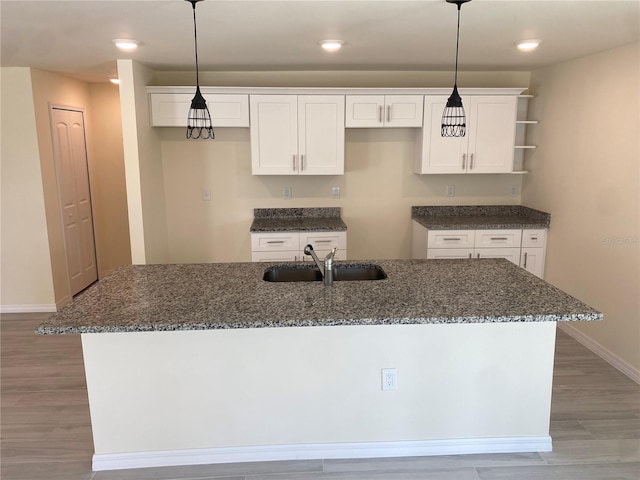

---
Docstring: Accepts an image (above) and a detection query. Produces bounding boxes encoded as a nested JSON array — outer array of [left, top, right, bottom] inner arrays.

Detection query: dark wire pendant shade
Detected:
[[441, 0, 471, 138], [185, 0, 214, 140], [441, 85, 466, 137]]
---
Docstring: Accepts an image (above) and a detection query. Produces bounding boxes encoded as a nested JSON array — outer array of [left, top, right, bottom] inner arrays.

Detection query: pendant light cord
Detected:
[[191, 1, 200, 88], [454, 3, 461, 86]]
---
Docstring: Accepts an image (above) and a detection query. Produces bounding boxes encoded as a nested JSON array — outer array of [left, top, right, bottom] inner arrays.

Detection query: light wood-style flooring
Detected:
[[2, 314, 639, 480]]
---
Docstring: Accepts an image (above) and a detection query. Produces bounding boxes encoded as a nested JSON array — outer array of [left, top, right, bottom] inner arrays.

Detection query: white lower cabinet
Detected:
[[251, 231, 347, 262], [412, 222, 547, 278]]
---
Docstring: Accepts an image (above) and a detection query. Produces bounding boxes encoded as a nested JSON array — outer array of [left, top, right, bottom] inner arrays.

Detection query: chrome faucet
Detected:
[[303, 244, 337, 287]]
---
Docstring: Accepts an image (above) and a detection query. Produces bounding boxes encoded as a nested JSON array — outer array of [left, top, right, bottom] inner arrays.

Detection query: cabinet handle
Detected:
[[523, 252, 528, 268], [530, 236, 538, 241], [476, 253, 480, 259], [266, 240, 286, 244], [293, 154, 296, 171], [301, 154, 305, 171], [315, 240, 332, 243], [468, 253, 472, 259], [378, 105, 383, 123], [462, 153, 466, 170], [490, 237, 509, 241], [470, 153, 474, 170], [386, 105, 391, 123], [443, 237, 462, 241]]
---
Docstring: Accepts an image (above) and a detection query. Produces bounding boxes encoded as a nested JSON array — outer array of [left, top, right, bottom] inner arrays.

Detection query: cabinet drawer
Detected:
[[427, 230, 475, 249], [301, 249, 347, 262], [522, 229, 547, 248], [427, 248, 474, 259], [299, 231, 347, 250], [251, 251, 300, 262], [251, 232, 299, 251], [475, 229, 522, 248]]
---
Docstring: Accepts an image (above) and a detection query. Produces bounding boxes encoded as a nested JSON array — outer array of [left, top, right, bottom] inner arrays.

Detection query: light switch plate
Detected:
[[283, 186, 292, 200], [331, 186, 341, 199], [202, 188, 211, 201]]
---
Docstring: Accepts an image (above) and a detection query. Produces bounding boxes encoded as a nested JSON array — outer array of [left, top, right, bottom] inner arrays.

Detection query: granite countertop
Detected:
[[412, 205, 551, 230], [250, 207, 347, 232], [37, 259, 601, 335]]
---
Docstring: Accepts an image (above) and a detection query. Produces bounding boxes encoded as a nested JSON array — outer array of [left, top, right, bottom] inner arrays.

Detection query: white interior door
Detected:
[[51, 107, 98, 295]]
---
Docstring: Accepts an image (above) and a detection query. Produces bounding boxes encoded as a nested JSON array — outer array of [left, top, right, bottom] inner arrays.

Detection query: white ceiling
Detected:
[[1, 0, 639, 83]]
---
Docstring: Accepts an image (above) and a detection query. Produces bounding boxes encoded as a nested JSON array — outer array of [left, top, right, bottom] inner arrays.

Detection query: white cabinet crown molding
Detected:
[[147, 86, 527, 96]]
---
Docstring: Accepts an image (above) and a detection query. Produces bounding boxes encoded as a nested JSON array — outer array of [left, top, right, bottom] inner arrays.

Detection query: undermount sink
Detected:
[[263, 263, 387, 282]]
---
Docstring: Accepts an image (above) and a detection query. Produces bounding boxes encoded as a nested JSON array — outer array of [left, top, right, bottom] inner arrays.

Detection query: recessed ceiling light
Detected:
[[517, 39, 541, 52], [109, 78, 120, 85], [112, 39, 139, 52], [319, 40, 344, 52]]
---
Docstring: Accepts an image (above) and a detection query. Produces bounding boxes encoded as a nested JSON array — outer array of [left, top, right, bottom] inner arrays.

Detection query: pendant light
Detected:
[[441, 0, 471, 138], [185, 0, 214, 140]]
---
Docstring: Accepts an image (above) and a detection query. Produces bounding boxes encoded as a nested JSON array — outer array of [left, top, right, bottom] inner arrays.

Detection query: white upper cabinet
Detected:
[[149, 93, 249, 127], [415, 94, 518, 174], [250, 95, 345, 175], [346, 95, 423, 128]]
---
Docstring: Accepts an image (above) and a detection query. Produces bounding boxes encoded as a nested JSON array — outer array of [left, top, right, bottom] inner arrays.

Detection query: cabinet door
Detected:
[[150, 93, 249, 127], [384, 95, 424, 127], [298, 96, 345, 175], [345, 95, 385, 127], [415, 95, 468, 174], [250, 95, 298, 175], [427, 248, 474, 259], [466, 95, 517, 173], [521, 247, 545, 278], [475, 247, 521, 265]]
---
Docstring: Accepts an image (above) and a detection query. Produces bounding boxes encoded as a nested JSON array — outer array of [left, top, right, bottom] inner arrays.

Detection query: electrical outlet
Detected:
[[381, 368, 398, 391], [282, 186, 292, 200], [510, 184, 518, 196], [446, 185, 455, 197], [331, 186, 341, 199], [202, 188, 211, 201]]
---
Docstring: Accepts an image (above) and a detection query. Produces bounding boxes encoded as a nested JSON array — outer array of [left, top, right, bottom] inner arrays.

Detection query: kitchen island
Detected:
[[38, 259, 601, 472]]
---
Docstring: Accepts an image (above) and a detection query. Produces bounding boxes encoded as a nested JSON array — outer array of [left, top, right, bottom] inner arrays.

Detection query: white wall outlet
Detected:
[[381, 368, 398, 391], [331, 186, 341, 199], [202, 188, 211, 201], [510, 184, 518, 196], [282, 186, 292, 200], [446, 185, 455, 197]]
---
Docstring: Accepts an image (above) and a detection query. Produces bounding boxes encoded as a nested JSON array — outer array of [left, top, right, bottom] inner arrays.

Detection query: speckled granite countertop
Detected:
[[250, 208, 347, 232], [412, 205, 551, 230], [37, 259, 601, 335]]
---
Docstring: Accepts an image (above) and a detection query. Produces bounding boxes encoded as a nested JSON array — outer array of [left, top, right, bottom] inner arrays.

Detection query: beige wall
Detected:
[[87, 83, 132, 275], [118, 59, 168, 264], [522, 43, 640, 373], [0, 68, 56, 311], [161, 127, 522, 263]]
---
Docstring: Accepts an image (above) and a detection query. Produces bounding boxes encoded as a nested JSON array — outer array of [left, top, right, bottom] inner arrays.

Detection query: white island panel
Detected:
[[83, 321, 556, 471]]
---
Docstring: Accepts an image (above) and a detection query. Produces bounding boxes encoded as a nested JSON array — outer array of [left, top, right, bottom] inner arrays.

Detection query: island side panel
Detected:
[[82, 322, 556, 466]]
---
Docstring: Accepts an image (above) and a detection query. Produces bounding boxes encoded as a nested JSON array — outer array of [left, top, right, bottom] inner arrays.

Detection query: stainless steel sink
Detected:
[[263, 263, 387, 282]]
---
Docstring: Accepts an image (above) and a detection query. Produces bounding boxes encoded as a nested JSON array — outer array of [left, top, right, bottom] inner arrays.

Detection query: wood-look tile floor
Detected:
[[1, 314, 639, 480]]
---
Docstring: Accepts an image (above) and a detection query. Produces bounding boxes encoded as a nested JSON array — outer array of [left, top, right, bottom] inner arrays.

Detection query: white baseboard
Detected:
[[558, 323, 640, 384], [92, 436, 552, 471], [0, 303, 57, 314]]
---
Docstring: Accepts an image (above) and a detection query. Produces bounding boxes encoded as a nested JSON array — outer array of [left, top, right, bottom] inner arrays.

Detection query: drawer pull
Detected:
[[443, 237, 462, 241], [490, 237, 509, 241], [530, 236, 538, 241], [315, 240, 332, 243], [266, 240, 286, 244]]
